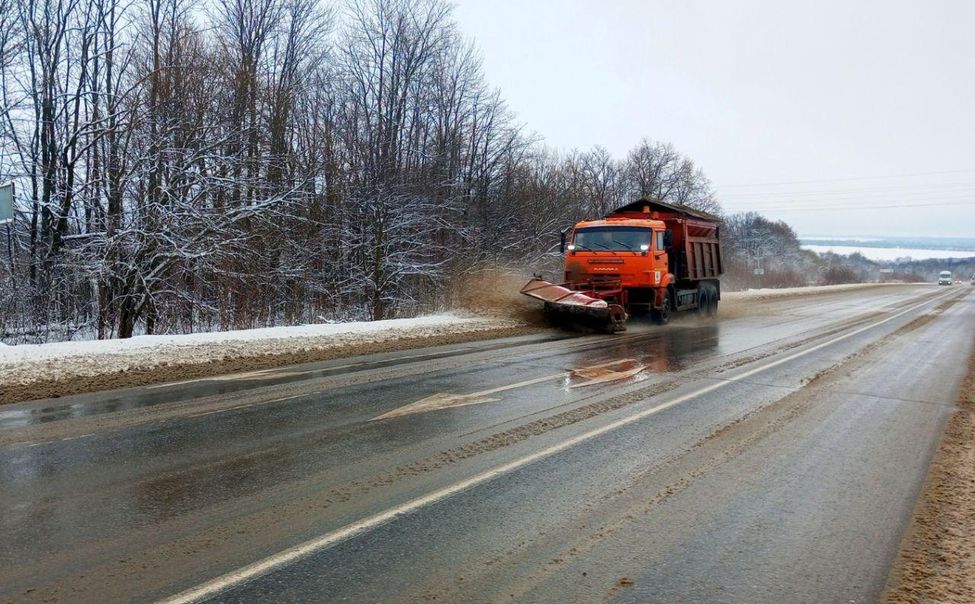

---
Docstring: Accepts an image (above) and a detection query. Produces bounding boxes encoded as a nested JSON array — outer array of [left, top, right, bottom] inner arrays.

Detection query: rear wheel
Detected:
[[706, 284, 719, 317], [698, 284, 718, 318], [696, 285, 710, 316]]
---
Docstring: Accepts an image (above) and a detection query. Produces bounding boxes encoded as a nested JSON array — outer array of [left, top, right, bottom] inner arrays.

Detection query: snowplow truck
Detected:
[[521, 198, 723, 333]]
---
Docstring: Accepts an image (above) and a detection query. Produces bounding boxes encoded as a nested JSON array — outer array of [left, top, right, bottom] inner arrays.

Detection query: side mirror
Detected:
[[663, 229, 673, 249], [560, 228, 569, 253]]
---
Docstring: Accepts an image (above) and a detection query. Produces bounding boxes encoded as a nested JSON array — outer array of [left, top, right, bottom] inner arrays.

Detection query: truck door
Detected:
[[654, 230, 669, 285]]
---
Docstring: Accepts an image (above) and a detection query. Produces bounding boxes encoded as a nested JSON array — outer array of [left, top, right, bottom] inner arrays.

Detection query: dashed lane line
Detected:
[[157, 288, 959, 604]]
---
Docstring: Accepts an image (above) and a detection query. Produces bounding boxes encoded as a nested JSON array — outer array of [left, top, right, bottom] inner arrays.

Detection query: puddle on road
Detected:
[[568, 361, 647, 388], [562, 322, 719, 390]]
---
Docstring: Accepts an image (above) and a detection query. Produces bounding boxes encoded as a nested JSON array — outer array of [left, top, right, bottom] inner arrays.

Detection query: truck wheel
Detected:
[[703, 285, 717, 317], [698, 284, 718, 318], [653, 291, 671, 325], [696, 285, 711, 316]]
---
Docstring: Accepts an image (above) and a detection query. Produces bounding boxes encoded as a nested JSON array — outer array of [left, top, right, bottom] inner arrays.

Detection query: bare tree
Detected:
[[578, 146, 626, 217], [0, 0, 734, 343]]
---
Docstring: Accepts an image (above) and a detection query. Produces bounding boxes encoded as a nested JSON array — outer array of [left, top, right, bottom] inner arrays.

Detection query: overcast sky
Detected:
[[451, 0, 975, 238]]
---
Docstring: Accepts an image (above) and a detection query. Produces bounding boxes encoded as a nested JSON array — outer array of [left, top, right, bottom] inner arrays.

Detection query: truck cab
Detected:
[[563, 217, 668, 316], [565, 218, 669, 290], [938, 270, 953, 285]]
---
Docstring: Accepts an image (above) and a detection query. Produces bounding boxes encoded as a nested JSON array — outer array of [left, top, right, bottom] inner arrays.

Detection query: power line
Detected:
[[724, 199, 975, 212], [722, 193, 975, 210], [718, 182, 975, 200], [717, 168, 975, 189], [722, 194, 975, 209], [725, 196, 975, 209]]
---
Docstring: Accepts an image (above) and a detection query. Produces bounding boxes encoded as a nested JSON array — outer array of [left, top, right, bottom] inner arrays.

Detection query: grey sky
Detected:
[[451, 0, 975, 238]]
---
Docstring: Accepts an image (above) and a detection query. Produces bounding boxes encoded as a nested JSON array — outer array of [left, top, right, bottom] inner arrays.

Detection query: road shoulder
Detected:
[[883, 342, 975, 604], [0, 283, 924, 405], [0, 320, 536, 404]]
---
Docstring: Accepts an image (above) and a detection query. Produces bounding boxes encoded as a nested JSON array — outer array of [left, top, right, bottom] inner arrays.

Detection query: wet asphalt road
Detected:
[[0, 284, 972, 603]]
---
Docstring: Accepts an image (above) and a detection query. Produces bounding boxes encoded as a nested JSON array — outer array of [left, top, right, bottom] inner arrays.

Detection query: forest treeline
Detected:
[[0, 0, 925, 343], [0, 0, 721, 341]]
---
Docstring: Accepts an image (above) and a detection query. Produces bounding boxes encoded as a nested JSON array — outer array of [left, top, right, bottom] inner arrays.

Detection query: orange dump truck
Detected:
[[521, 198, 723, 332]]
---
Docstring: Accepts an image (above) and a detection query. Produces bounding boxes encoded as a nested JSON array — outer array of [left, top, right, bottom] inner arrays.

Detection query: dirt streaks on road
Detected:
[[884, 347, 975, 604]]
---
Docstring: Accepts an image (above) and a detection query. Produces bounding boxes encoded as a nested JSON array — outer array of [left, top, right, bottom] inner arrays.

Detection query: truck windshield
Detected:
[[573, 227, 651, 251]]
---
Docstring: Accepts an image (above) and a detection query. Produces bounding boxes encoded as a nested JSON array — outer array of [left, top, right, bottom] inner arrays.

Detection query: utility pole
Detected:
[[744, 238, 766, 289]]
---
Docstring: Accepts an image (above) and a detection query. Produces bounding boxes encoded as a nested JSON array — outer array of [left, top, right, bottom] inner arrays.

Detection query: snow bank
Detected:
[[0, 313, 528, 399], [723, 282, 921, 301], [0, 313, 493, 365], [0, 283, 927, 403]]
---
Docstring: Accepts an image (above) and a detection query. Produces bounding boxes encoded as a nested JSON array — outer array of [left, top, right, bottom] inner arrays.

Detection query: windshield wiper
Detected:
[[612, 240, 640, 254], [589, 242, 618, 255]]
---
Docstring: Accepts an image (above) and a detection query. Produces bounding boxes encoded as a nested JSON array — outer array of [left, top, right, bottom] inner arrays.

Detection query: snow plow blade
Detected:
[[520, 279, 627, 333]]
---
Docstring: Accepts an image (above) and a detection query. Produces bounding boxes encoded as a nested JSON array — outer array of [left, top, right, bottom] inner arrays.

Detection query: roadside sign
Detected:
[[753, 268, 765, 275], [0, 182, 13, 222]]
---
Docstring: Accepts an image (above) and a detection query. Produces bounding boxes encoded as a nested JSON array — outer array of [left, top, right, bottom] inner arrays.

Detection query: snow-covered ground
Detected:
[[723, 282, 922, 301], [0, 314, 527, 399], [0, 283, 927, 403], [802, 244, 975, 261], [0, 314, 504, 364]]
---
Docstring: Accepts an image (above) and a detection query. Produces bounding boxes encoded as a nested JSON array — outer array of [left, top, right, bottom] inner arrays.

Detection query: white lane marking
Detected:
[[158, 290, 956, 604], [59, 433, 95, 442], [146, 336, 632, 392], [207, 369, 309, 382], [145, 347, 482, 389], [181, 395, 304, 420], [370, 359, 638, 421]]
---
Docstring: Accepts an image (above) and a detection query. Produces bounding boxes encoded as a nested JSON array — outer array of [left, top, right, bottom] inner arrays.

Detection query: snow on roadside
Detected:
[[723, 282, 925, 301], [0, 313, 525, 388], [0, 283, 929, 402]]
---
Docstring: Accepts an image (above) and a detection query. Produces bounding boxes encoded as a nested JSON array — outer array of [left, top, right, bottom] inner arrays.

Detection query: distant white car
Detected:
[[938, 270, 953, 285]]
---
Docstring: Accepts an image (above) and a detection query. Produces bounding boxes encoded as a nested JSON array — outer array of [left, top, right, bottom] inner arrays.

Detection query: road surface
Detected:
[[1, 284, 972, 603]]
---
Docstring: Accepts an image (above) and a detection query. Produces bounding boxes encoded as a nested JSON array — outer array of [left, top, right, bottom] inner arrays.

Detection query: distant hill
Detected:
[[800, 236, 975, 251]]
